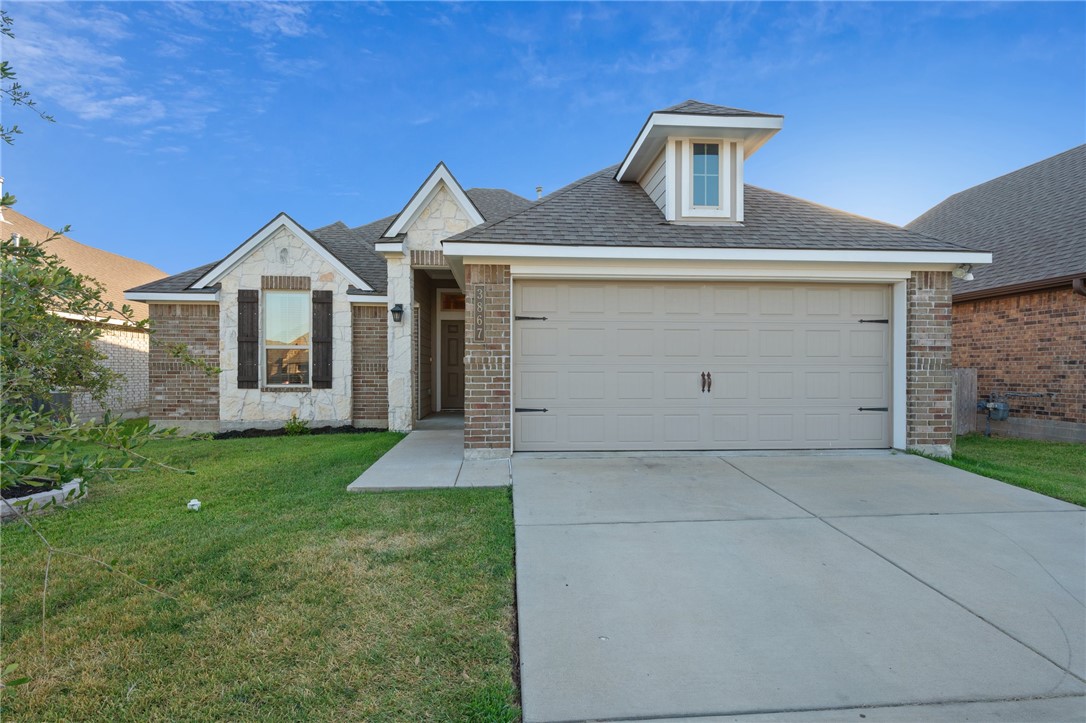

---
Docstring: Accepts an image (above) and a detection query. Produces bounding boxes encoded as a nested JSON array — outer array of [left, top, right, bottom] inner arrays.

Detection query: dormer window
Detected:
[[617, 100, 783, 225], [692, 142, 721, 208], [682, 139, 730, 218]]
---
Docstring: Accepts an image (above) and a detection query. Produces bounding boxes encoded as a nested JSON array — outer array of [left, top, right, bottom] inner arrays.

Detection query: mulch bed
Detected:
[[2, 480, 62, 500], [212, 425, 383, 440]]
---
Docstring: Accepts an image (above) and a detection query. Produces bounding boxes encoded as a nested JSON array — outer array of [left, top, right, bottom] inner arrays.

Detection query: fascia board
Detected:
[[192, 213, 374, 292], [617, 113, 784, 181], [124, 291, 220, 302], [444, 242, 993, 267], [374, 241, 404, 258]]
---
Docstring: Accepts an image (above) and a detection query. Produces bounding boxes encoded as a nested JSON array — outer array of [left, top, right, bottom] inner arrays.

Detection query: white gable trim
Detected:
[[191, 213, 373, 291], [125, 291, 220, 302], [382, 162, 484, 238]]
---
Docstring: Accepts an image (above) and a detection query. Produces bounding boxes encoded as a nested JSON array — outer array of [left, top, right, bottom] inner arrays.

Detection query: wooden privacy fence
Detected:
[[953, 368, 978, 436]]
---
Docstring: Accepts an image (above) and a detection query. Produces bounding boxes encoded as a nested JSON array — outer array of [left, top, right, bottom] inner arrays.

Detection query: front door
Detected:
[[440, 320, 465, 409]]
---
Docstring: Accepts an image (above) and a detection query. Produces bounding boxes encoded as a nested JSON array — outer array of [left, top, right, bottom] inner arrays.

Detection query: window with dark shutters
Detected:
[[237, 290, 260, 388], [311, 290, 333, 389]]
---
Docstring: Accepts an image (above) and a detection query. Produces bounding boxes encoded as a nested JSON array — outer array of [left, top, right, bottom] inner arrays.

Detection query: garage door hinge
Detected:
[[514, 315, 548, 321], [858, 319, 889, 324], [857, 407, 889, 412], [514, 407, 549, 413]]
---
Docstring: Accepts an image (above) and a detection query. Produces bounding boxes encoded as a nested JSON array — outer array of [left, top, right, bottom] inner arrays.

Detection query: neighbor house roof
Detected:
[[4, 208, 166, 321], [129, 188, 531, 297], [906, 145, 1086, 298], [446, 165, 974, 253]]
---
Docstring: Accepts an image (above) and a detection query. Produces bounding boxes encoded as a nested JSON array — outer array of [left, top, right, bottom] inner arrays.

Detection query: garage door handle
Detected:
[[858, 407, 888, 412], [515, 407, 549, 413], [706, 372, 712, 393], [701, 372, 706, 393]]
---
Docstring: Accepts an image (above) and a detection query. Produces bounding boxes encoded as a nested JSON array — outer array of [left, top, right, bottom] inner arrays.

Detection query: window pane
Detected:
[[265, 292, 309, 346], [692, 142, 721, 208], [266, 348, 309, 385]]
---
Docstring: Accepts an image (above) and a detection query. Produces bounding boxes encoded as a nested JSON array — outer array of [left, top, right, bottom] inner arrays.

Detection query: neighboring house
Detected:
[[3, 205, 168, 420], [126, 100, 989, 458], [907, 145, 1086, 443]]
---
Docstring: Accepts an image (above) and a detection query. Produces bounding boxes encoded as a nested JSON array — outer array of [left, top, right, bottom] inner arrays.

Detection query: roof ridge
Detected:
[[452, 165, 617, 242]]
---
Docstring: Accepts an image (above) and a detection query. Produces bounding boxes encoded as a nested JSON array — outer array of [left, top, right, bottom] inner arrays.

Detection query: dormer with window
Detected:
[[615, 100, 783, 224]]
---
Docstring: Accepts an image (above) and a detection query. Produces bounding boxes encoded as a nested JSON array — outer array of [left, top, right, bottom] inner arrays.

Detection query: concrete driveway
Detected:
[[513, 452, 1086, 722]]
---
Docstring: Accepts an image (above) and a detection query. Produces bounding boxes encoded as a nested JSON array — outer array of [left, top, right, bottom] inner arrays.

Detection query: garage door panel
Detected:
[[514, 281, 891, 451]]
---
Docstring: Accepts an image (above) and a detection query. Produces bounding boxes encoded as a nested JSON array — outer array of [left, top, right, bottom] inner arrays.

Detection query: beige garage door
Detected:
[[513, 280, 891, 451]]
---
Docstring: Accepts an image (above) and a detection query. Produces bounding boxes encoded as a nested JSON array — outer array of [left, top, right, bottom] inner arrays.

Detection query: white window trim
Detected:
[[262, 290, 312, 388], [681, 139, 731, 218]]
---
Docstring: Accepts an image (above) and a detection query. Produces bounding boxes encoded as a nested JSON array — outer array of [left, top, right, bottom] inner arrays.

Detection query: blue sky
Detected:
[[3, 1, 1083, 275]]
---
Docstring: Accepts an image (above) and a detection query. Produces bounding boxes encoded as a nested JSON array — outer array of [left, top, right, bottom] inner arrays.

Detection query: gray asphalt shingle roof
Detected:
[[906, 145, 1086, 296], [130, 188, 531, 296], [447, 165, 973, 252], [660, 99, 783, 118]]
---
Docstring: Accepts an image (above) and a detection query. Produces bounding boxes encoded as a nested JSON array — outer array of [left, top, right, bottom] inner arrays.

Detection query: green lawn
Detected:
[[0, 432, 520, 722], [940, 435, 1086, 506]]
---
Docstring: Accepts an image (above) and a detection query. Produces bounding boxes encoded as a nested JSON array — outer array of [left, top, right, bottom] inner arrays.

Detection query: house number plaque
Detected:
[[473, 286, 485, 342]]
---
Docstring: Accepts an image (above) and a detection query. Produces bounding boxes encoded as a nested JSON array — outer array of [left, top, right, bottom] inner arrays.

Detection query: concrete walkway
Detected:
[[346, 413, 509, 491], [513, 452, 1086, 722]]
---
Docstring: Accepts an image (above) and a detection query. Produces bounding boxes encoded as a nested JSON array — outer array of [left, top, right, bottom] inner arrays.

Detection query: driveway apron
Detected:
[[513, 453, 1086, 722]]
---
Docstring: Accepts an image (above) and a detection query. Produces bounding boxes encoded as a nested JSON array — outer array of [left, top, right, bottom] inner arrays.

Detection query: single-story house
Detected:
[[126, 100, 990, 458], [907, 145, 1085, 443], [3, 203, 167, 420]]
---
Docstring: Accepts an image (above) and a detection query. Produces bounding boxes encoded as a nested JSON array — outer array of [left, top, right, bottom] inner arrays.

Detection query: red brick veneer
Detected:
[[352, 305, 388, 425], [464, 264, 511, 454], [953, 287, 1085, 424], [148, 303, 220, 423]]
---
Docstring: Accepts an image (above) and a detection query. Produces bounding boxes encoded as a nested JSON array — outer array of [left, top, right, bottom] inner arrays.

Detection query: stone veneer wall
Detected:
[[386, 183, 478, 431], [414, 270, 435, 419], [352, 305, 388, 427], [953, 287, 1085, 441], [463, 264, 511, 458], [72, 325, 151, 421], [906, 271, 953, 456], [218, 225, 353, 429], [148, 303, 220, 431]]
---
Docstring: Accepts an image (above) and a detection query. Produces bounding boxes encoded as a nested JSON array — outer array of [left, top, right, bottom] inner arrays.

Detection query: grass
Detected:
[[0, 432, 520, 722], [938, 434, 1086, 506]]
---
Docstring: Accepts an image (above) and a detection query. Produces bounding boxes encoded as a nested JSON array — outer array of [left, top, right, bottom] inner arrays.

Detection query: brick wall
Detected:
[[464, 264, 511, 457], [352, 305, 388, 426], [72, 324, 151, 421], [906, 271, 953, 454], [148, 303, 220, 426], [953, 287, 1085, 425]]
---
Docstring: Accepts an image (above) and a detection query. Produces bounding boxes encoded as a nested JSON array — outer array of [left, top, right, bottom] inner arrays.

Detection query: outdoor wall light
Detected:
[[390, 304, 405, 323], [952, 264, 975, 281]]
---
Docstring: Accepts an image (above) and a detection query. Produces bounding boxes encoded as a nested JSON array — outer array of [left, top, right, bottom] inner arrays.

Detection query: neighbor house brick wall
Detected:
[[463, 264, 511, 457], [72, 325, 151, 421], [953, 287, 1085, 425], [906, 271, 953, 454], [148, 303, 220, 427], [352, 305, 388, 426]]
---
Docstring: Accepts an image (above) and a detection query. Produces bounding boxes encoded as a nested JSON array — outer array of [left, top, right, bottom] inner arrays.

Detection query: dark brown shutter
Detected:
[[312, 290, 333, 389], [238, 290, 259, 389]]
